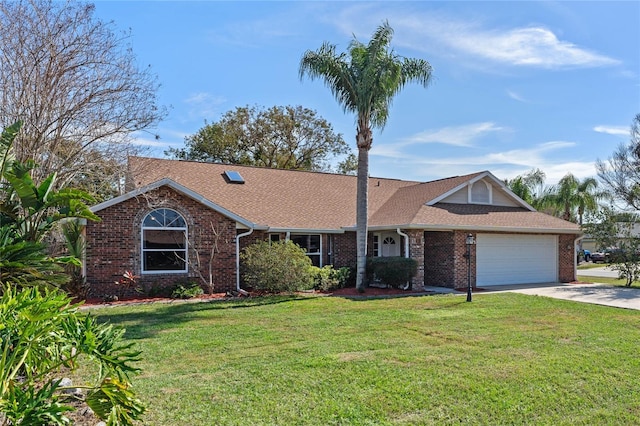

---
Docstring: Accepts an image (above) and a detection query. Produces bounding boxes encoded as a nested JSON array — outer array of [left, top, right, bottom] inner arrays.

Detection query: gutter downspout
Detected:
[[397, 228, 411, 290], [574, 235, 584, 282], [396, 228, 410, 258], [236, 228, 254, 295]]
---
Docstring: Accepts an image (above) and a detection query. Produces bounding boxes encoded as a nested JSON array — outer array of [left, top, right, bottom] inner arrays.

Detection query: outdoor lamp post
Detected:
[[465, 234, 475, 302]]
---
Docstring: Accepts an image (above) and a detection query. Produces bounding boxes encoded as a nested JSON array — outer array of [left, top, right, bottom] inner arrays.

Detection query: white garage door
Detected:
[[476, 234, 558, 286]]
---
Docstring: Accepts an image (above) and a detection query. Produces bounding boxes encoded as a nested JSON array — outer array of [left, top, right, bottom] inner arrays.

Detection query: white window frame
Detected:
[[141, 208, 188, 274], [468, 180, 492, 205], [290, 234, 322, 267]]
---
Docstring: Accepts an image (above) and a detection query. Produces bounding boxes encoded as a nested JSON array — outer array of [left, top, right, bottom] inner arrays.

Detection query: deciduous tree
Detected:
[[0, 0, 166, 191], [597, 114, 640, 210], [166, 105, 353, 173]]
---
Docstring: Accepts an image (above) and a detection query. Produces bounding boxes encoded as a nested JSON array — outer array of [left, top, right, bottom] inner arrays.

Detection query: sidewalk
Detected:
[[425, 282, 640, 310]]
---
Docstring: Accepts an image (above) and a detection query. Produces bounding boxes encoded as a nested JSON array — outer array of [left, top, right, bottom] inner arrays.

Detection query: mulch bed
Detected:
[[79, 286, 438, 307]]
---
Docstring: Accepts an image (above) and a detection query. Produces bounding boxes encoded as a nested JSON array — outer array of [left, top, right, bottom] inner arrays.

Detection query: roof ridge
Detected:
[[130, 155, 425, 183]]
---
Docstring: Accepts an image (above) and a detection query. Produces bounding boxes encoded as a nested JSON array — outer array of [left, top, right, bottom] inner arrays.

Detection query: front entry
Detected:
[[377, 232, 401, 257]]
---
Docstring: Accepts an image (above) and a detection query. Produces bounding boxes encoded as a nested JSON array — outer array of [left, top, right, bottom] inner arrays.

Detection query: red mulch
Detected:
[[80, 292, 231, 307], [79, 286, 436, 307]]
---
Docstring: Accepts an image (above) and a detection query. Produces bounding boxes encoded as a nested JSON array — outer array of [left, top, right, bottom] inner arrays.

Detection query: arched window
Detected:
[[141, 208, 187, 273], [470, 180, 491, 204]]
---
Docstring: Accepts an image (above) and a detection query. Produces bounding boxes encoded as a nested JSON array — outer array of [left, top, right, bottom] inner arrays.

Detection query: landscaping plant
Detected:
[[0, 122, 146, 424], [241, 240, 315, 292]]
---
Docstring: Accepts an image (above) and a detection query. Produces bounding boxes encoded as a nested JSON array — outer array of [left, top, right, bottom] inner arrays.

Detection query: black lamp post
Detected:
[[465, 234, 475, 302]]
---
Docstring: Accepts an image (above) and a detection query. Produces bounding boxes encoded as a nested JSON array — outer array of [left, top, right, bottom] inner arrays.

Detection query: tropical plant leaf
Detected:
[[86, 377, 145, 425]]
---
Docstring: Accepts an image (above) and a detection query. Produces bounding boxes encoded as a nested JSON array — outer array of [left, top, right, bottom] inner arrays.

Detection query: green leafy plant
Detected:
[[171, 282, 204, 299], [311, 265, 350, 291], [241, 240, 315, 292], [0, 286, 145, 425], [0, 121, 100, 292], [366, 257, 417, 290]]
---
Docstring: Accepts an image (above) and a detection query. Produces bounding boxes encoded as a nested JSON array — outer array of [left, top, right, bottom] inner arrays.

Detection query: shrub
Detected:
[[311, 265, 351, 291], [241, 240, 315, 292], [172, 282, 204, 299], [367, 257, 417, 290], [0, 286, 145, 425]]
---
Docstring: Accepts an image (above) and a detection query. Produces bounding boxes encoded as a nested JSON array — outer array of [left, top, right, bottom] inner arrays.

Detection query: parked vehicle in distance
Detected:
[[590, 248, 634, 264], [590, 251, 607, 263]]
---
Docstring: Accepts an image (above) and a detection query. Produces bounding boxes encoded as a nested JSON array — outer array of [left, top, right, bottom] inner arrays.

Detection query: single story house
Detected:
[[85, 157, 581, 297]]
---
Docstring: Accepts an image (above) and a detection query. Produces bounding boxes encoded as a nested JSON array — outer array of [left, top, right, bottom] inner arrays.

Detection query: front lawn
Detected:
[[577, 274, 640, 288], [86, 293, 640, 425]]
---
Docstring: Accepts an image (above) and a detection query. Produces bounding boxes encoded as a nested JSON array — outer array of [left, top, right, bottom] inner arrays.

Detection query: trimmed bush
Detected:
[[311, 266, 351, 291], [241, 240, 315, 293], [367, 257, 417, 289]]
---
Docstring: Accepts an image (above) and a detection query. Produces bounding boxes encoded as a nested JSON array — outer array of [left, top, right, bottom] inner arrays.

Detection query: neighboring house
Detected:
[[582, 222, 640, 253], [85, 157, 581, 297]]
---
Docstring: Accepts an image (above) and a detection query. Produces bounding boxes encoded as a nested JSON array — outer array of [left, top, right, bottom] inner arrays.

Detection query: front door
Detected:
[[380, 233, 400, 257]]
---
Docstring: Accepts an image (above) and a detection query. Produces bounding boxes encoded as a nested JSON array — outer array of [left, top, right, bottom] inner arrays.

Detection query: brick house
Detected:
[[85, 157, 581, 297]]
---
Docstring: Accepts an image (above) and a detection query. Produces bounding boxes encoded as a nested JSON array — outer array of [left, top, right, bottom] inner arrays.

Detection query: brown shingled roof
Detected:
[[125, 157, 580, 234]]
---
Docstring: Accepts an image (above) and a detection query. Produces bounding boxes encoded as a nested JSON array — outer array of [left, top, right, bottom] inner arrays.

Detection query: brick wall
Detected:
[[424, 231, 456, 287], [333, 232, 357, 269], [452, 231, 476, 290], [405, 229, 425, 290], [86, 186, 238, 298], [559, 234, 577, 282]]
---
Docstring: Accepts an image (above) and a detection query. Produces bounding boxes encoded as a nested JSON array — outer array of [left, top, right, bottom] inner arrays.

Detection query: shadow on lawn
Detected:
[[91, 295, 312, 340]]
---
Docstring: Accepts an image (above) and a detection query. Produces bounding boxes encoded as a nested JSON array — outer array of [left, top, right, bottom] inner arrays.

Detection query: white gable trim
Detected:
[[427, 171, 535, 211], [91, 178, 264, 230]]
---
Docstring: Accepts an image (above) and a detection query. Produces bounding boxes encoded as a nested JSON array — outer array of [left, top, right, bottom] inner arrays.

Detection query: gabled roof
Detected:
[[105, 156, 579, 234]]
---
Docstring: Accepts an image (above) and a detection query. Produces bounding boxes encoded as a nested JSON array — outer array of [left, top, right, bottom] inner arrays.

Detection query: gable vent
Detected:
[[224, 170, 245, 184]]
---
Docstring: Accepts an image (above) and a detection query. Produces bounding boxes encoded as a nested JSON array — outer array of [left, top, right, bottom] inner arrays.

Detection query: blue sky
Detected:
[[93, 1, 639, 184]]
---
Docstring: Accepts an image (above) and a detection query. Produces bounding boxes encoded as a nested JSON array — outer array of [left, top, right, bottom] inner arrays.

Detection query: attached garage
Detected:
[[476, 234, 558, 286]]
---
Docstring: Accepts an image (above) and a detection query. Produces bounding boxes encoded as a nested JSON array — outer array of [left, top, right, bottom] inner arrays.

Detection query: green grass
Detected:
[[86, 294, 640, 425], [577, 262, 610, 270], [577, 273, 640, 288]]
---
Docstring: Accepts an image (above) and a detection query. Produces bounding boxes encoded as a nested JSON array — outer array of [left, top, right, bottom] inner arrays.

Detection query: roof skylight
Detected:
[[224, 170, 245, 184]]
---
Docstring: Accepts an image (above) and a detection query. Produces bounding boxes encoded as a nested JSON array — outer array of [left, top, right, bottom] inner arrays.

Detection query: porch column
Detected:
[[406, 229, 425, 290]]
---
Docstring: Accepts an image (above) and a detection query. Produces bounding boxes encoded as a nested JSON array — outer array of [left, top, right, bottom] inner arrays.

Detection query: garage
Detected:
[[476, 234, 558, 286]]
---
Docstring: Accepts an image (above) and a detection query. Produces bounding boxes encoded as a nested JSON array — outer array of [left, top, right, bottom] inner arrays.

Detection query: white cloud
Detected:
[[184, 92, 227, 121], [370, 136, 592, 184], [448, 26, 619, 69], [330, 5, 620, 70], [507, 90, 528, 102], [593, 125, 629, 136], [401, 122, 504, 147]]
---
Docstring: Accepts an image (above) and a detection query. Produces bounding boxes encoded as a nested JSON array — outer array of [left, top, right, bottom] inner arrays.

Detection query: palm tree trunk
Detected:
[[355, 145, 369, 292]]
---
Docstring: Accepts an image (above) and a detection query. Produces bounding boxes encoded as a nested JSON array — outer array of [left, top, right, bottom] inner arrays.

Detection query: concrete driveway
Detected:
[[425, 271, 640, 309], [478, 282, 640, 310]]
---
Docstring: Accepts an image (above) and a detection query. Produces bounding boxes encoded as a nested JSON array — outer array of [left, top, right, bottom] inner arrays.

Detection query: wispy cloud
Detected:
[[593, 125, 629, 136], [330, 5, 620, 70], [371, 137, 589, 184], [184, 92, 227, 121], [401, 122, 504, 147], [446, 26, 619, 69], [507, 90, 528, 102]]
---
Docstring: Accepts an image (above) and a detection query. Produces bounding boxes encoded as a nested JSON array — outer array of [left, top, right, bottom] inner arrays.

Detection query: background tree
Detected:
[[597, 114, 640, 210], [166, 105, 354, 173], [583, 207, 640, 287], [0, 0, 166, 193], [505, 168, 546, 209], [300, 22, 433, 291], [541, 173, 605, 224]]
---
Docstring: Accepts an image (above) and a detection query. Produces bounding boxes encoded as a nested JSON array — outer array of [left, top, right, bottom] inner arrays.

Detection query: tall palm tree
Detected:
[[543, 173, 606, 224], [299, 22, 432, 292]]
